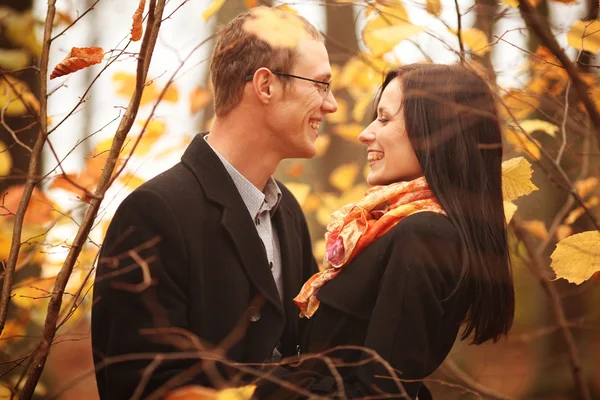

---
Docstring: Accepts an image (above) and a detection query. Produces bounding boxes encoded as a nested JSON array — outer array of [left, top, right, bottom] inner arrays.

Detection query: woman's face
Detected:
[[359, 77, 423, 186]]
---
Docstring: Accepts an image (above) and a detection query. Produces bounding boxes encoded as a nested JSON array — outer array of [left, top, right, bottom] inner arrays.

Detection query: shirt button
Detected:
[[269, 262, 273, 270], [247, 306, 261, 322], [256, 219, 260, 225]]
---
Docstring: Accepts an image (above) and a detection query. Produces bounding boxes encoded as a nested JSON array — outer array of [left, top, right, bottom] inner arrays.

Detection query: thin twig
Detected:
[[18, 1, 167, 397], [518, 0, 600, 149], [512, 217, 592, 400], [454, 0, 465, 58], [0, 0, 56, 338], [556, 79, 571, 165]]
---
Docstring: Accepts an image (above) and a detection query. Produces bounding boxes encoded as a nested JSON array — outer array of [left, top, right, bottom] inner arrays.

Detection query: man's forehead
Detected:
[[293, 39, 332, 78]]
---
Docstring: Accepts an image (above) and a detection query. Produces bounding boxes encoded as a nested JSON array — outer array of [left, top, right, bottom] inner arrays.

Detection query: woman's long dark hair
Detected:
[[375, 63, 514, 344]]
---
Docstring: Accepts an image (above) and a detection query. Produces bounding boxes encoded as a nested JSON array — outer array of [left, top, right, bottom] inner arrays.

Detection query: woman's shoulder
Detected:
[[387, 211, 459, 243]]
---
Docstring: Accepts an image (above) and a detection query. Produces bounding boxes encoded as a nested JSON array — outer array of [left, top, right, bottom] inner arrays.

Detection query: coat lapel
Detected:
[[181, 134, 284, 317], [273, 201, 302, 336]]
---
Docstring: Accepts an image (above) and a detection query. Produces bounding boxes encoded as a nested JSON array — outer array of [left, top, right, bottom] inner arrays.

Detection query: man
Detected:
[[92, 7, 338, 399]]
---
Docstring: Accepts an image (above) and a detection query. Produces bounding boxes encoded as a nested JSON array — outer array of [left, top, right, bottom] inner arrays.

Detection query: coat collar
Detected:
[[181, 134, 285, 317]]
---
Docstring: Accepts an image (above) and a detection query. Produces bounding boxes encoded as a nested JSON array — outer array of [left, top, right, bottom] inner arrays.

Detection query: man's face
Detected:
[[268, 39, 338, 159]]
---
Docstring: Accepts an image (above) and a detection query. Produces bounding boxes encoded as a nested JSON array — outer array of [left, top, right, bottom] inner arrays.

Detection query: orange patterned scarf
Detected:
[[293, 176, 446, 318]]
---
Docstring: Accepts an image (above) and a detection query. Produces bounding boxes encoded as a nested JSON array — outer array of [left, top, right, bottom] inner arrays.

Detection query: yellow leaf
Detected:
[[353, 94, 373, 122], [0, 319, 26, 345], [500, 87, 542, 121], [504, 200, 518, 223], [302, 194, 321, 213], [364, 21, 425, 56], [243, 7, 307, 49], [522, 219, 549, 240], [244, 0, 259, 7], [326, 98, 347, 124], [112, 71, 179, 107], [285, 182, 311, 206], [0, 75, 39, 116], [166, 384, 256, 400], [329, 163, 359, 191], [0, 141, 12, 176], [202, 0, 225, 21], [285, 162, 304, 178], [333, 124, 363, 143], [313, 239, 326, 262], [550, 230, 600, 285], [564, 196, 599, 225], [499, 0, 518, 7], [575, 177, 599, 199], [2, 9, 43, 57], [130, 119, 168, 156], [275, 4, 298, 14], [504, 128, 541, 160], [119, 173, 146, 190], [453, 28, 490, 55], [0, 49, 30, 70], [11, 277, 56, 309], [556, 224, 573, 241], [426, 0, 442, 16], [190, 86, 213, 114], [339, 56, 388, 90], [567, 19, 600, 53], [519, 119, 560, 137], [315, 134, 331, 157], [501, 157, 539, 201]]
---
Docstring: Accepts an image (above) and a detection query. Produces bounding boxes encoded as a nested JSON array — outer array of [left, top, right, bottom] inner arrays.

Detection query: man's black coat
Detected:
[[91, 135, 318, 399]]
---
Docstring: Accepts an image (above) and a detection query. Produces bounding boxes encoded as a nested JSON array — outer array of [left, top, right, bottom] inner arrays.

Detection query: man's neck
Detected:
[[207, 117, 280, 191]]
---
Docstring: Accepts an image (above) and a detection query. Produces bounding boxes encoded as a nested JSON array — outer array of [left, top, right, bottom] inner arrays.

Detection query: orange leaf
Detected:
[[555, 224, 573, 241], [130, 0, 146, 41], [1, 185, 55, 225], [285, 162, 304, 178], [50, 47, 104, 79], [190, 86, 213, 114], [54, 10, 74, 26], [244, 0, 259, 7]]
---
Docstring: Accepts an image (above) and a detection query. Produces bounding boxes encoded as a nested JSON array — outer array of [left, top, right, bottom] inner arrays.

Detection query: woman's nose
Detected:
[[358, 124, 375, 144]]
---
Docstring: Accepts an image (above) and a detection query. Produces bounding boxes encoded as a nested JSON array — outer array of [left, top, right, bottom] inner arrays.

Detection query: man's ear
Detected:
[[252, 67, 275, 104]]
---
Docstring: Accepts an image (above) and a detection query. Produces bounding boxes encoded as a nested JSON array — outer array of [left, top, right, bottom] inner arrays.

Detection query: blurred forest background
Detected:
[[1, 0, 600, 398]]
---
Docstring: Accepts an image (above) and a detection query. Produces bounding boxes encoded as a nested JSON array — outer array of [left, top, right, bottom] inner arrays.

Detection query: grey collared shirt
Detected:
[[203, 135, 284, 302]]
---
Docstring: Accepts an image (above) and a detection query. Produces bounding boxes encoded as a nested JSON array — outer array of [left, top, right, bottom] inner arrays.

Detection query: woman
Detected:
[[263, 63, 515, 399]]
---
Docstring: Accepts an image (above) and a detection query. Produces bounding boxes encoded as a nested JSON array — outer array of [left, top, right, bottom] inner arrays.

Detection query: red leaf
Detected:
[[50, 47, 104, 79], [130, 0, 146, 42]]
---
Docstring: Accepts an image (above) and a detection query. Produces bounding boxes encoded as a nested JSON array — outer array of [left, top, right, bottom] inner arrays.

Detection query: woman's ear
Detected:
[[251, 67, 274, 104]]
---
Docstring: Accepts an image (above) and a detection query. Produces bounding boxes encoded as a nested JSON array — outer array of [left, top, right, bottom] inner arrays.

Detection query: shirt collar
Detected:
[[204, 135, 281, 219]]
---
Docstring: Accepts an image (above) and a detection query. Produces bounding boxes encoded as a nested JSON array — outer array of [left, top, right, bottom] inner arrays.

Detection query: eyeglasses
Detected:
[[245, 71, 331, 96]]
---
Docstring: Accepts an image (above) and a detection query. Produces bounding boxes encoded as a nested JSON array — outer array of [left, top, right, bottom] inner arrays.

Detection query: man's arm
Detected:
[[92, 188, 206, 399]]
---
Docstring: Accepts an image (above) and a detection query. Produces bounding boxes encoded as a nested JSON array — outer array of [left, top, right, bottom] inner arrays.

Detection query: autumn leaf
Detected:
[[0, 141, 12, 176], [302, 194, 322, 213], [426, 0, 442, 16], [504, 128, 541, 160], [0, 49, 30, 70], [54, 10, 74, 26], [330, 163, 359, 191], [285, 162, 304, 178], [244, 0, 259, 7], [112, 71, 179, 107], [504, 200, 518, 223], [315, 134, 331, 157], [190, 86, 213, 114], [564, 196, 599, 225], [364, 20, 424, 56], [326, 98, 348, 124], [452, 28, 490, 55], [118, 173, 146, 191], [202, 0, 225, 21], [1, 9, 43, 57], [243, 7, 308, 49], [11, 277, 56, 309], [286, 182, 311, 206], [575, 177, 599, 199], [500, 87, 542, 121], [519, 119, 559, 137], [130, 0, 146, 41], [338, 56, 387, 90], [166, 384, 256, 400], [567, 19, 600, 53], [0, 319, 27, 344], [0, 74, 39, 116], [522, 219, 549, 240], [556, 224, 573, 241], [502, 157, 538, 201], [550, 231, 600, 285], [333, 124, 363, 143], [1, 185, 55, 225], [50, 47, 104, 79], [499, 0, 518, 7], [131, 118, 168, 156], [353, 94, 373, 122]]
